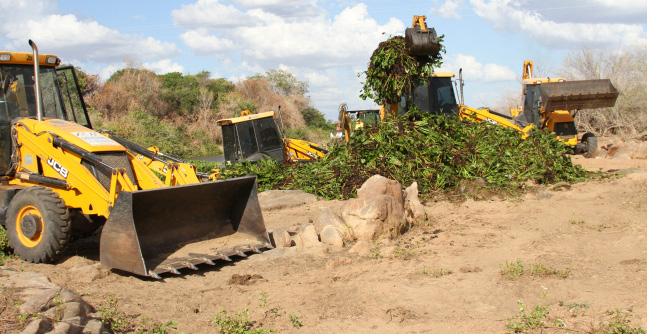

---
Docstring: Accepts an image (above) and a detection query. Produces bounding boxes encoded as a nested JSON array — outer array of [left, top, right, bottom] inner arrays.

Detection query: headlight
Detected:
[[0, 53, 10, 61], [45, 56, 59, 65]]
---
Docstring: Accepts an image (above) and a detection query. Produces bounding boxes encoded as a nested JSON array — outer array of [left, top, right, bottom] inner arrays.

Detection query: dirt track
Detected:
[[4, 155, 647, 333]]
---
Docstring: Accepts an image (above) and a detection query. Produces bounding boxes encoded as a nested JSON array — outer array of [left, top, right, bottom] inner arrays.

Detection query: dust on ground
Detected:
[[3, 155, 647, 333]]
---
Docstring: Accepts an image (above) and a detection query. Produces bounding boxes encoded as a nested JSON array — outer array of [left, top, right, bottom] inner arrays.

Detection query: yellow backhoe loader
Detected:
[[342, 16, 619, 158], [0, 41, 271, 279], [217, 110, 327, 165], [505, 60, 619, 157]]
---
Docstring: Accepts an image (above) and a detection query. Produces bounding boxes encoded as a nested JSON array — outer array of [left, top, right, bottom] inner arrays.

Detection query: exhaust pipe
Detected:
[[28, 40, 43, 121]]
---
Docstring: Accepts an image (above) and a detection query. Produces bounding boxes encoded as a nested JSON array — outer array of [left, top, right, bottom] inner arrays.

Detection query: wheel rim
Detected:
[[15, 205, 44, 247]]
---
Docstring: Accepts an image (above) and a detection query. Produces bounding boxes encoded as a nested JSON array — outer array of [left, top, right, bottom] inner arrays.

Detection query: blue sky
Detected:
[[1, 0, 646, 120]]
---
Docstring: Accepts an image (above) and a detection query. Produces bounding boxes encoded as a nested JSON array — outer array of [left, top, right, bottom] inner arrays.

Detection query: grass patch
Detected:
[[211, 308, 273, 334], [422, 267, 453, 278], [501, 259, 570, 280], [500, 259, 525, 280]]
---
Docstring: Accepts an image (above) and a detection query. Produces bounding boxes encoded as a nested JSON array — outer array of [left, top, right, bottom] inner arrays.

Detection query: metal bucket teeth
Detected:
[[146, 243, 271, 278]]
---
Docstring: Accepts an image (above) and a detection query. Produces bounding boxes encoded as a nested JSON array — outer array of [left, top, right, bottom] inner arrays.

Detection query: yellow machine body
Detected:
[[217, 111, 327, 165], [1, 45, 270, 279]]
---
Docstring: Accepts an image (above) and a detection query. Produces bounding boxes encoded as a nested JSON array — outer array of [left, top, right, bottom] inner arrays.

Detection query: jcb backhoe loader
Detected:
[[505, 60, 619, 157], [217, 110, 327, 166], [0, 41, 271, 279]]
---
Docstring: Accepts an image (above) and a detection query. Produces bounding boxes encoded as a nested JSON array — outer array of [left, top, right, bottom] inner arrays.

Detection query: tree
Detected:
[[252, 69, 308, 97], [301, 107, 334, 130]]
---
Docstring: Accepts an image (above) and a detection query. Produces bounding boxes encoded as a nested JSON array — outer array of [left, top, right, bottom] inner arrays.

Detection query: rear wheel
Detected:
[[582, 132, 598, 158], [5, 187, 71, 263]]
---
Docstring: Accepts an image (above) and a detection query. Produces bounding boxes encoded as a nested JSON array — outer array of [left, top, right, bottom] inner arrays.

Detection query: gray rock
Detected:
[[82, 319, 108, 334], [21, 318, 52, 334], [342, 194, 404, 241], [62, 302, 89, 324], [320, 225, 344, 247], [357, 175, 404, 206], [270, 230, 292, 248], [299, 224, 321, 247], [50, 321, 77, 334], [313, 210, 345, 235]]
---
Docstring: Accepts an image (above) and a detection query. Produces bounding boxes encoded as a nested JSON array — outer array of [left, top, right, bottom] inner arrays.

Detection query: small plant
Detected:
[[211, 308, 273, 334], [98, 295, 129, 331], [506, 300, 550, 332], [289, 313, 303, 328], [591, 309, 646, 334], [258, 292, 268, 308], [51, 292, 66, 322], [528, 263, 570, 279], [570, 219, 585, 225], [422, 267, 453, 278], [393, 247, 415, 260], [559, 300, 591, 315], [500, 259, 524, 280], [136, 319, 181, 334], [369, 247, 382, 260]]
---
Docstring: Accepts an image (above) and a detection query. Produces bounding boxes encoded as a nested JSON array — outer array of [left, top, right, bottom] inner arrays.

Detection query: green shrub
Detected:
[[208, 112, 586, 200]]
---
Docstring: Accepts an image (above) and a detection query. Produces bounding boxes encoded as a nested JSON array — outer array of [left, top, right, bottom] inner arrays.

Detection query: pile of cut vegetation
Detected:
[[196, 112, 585, 200]]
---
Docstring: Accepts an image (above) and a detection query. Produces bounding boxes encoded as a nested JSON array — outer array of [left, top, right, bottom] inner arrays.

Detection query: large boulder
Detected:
[[341, 175, 407, 241]]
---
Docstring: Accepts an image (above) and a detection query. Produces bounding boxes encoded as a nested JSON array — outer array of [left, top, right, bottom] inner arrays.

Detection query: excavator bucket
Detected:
[[99, 176, 271, 278], [404, 26, 440, 57], [540, 79, 619, 111]]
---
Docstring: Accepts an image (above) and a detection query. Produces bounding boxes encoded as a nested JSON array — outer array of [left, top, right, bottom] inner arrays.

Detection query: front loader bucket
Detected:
[[541, 79, 619, 111], [99, 176, 271, 278], [404, 26, 440, 57]]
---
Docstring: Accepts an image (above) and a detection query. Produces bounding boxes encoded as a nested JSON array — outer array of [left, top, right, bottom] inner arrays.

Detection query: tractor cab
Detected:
[[217, 111, 285, 165], [0, 51, 91, 174]]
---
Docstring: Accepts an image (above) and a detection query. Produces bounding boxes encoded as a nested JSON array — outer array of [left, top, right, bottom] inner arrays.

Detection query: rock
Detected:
[[258, 190, 317, 211], [348, 240, 372, 256], [82, 319, 108, 334], [21, 318, 52, 334], [50, 321, 80, 334], [270, 230, 292, 248], [298, 223, 321, 247], [62, 302, 89, 324], [313, 210, 346, 235], [342, 195, 404, 241], [357, 175, 404, 206], [404, 182, 427, 224], [320, 225, 344, 247]]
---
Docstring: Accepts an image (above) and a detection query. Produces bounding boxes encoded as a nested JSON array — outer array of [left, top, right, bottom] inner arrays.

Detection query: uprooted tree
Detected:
[[359, 35, 445, 105]]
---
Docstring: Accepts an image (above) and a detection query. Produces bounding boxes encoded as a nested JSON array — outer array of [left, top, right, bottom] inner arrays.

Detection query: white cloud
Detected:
[[470, 0, 647, 49], [171, 0, 253, 28], [431, 0, 463, 19], [0, 1, 180, 63], [180, 29, 235, 55], [143, 59, 185, 75], [232, 0, 325, 20], [440, 54, 516, 82]]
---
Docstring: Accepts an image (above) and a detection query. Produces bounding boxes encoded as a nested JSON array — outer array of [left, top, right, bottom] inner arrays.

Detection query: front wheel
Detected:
[[581, 132, 598, 159], [5, 187, 71, 263]]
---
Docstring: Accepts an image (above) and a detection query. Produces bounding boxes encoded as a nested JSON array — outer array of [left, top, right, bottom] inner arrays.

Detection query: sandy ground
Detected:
[[3, 155, 647, 333]]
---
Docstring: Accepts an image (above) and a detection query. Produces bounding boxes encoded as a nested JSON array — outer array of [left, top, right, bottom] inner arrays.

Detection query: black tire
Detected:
[[582, 133, 598, 158], [5, 187, 71, 263]]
